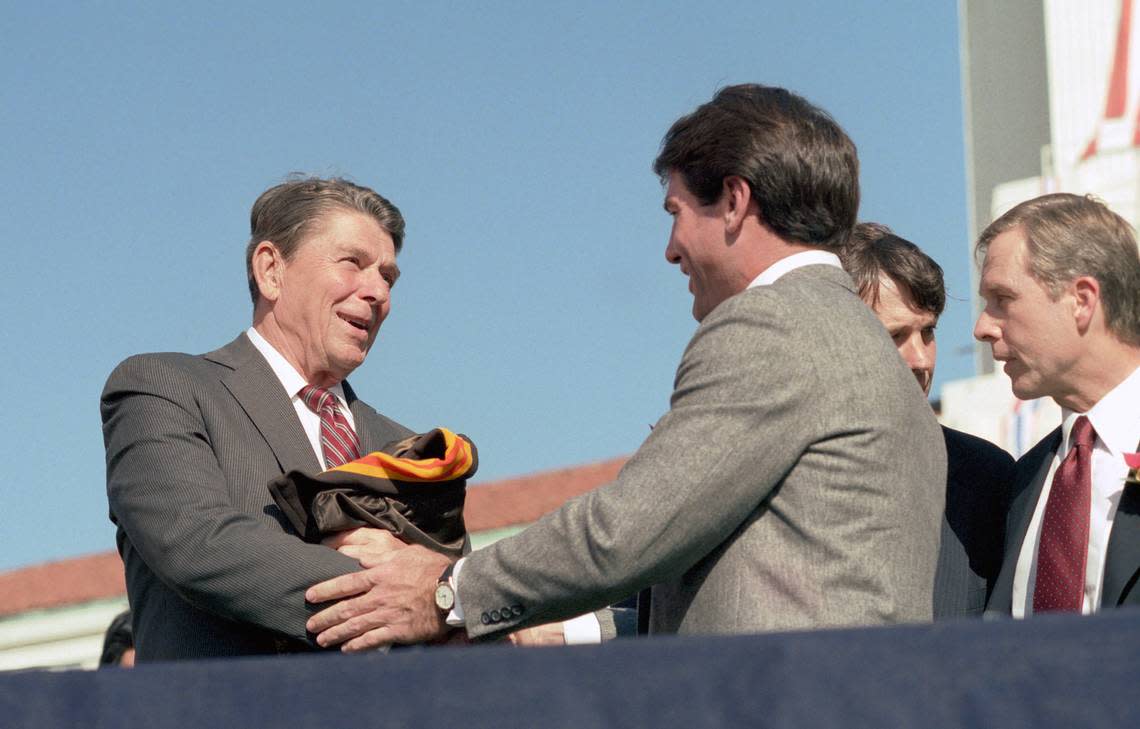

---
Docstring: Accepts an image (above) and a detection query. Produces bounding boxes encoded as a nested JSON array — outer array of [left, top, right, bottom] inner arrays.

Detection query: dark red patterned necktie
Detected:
[[300, 385, 361, 469], [1033, 415, 1096, 613]]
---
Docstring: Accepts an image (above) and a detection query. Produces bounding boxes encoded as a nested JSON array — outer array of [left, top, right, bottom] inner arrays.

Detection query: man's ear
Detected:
[[251, 241, 285, 303], [721, 176, 754, 235], [1071, 275, 1101, 333]]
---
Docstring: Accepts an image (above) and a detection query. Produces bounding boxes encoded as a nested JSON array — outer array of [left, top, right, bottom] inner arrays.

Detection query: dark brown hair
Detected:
[[653, 84, 859, 249], [841, 222, 945, 317]]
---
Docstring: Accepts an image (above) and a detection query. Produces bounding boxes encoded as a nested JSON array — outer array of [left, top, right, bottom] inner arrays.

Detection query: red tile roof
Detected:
[[0, 456, 627, 617], [465, 456, 626, 531], [0, 552, 127, 617]]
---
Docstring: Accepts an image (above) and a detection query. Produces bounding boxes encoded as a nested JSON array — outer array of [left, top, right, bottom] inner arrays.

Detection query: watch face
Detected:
[[435, 582, 455, 612]]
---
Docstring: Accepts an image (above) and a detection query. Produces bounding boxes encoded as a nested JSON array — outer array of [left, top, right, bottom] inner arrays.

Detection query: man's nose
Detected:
[[359, 269, 391, 303], [664, 234, 680, 265], [973, 311, 996, 342], [899, 335, 931, 371]]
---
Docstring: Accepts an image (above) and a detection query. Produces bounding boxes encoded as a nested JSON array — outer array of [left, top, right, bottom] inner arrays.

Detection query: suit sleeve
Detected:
[[456, 294, 813, 637], [102, 354, 362, 643]]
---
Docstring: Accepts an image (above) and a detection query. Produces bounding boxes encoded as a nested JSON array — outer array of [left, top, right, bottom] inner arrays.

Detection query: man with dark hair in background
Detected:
[[975, 193, 1140, 616], [303, 84, 946, 649], [102, 177, 415, 660], [840, 223, 1015, 618]]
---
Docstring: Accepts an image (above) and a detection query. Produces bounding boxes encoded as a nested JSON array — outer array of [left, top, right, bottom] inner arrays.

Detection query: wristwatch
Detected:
[[435, 563, 456, 612]]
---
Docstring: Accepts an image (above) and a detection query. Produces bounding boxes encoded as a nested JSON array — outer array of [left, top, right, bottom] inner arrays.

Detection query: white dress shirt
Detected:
[[245, 327, 356, 470], [746, 249, 842, 288], [1012, 365, 1140, 616]]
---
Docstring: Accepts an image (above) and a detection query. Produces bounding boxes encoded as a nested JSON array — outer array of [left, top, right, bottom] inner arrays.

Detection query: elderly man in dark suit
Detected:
[[102, 177, 414, 660], [839, 223, 1015, 618], [975, 193, 1140, 616], [303, 84, 946, 650]]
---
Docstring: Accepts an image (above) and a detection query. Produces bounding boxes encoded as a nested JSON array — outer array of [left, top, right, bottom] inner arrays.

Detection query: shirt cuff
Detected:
[[445, 556, 466, 627], [562, 612, 602, 644]]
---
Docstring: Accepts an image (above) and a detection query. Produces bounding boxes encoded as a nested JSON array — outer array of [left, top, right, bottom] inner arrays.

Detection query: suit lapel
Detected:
[[987, 428, 1061, 613], [1102, 476, 1140, 607], [343, 379, 381, 454], [206, 334, 321, 475]]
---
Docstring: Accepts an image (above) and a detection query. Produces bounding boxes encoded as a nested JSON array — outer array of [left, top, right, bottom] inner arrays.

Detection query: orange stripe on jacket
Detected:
[[329, 428, 475, 482]]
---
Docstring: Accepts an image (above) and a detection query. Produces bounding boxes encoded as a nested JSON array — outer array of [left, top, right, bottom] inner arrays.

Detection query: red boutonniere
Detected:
[[1126, 453, 1140, 487]]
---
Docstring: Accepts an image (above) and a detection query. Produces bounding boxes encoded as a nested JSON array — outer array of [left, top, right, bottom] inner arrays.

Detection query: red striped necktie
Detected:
[[300, 385, 361, 469], [1033, 415, 1096, 613]]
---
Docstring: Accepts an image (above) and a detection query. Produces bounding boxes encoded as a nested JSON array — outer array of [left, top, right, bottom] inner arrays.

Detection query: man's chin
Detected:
[[329, 351, 368, 382], [692, 296, 716, 322], [1009, 378, 1041, 402], [914, 372, 933, 396]]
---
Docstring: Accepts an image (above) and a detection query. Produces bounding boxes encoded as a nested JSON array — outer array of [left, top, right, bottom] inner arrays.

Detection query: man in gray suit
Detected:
[[304, 84, 947, 649], [102, 177, 413, 660], [839, 223, 1015, 618]]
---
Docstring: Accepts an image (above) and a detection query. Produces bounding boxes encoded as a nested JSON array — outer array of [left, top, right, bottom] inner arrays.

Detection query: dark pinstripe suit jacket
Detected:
[[102, 333, 412, 661], [933, 427, 1014, 618]]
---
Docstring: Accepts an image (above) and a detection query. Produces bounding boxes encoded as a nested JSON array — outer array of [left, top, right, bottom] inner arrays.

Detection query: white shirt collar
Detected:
[[747, 250, 842, 288], [244, 326, 349, 407], [1061, 365, 1140, 456]]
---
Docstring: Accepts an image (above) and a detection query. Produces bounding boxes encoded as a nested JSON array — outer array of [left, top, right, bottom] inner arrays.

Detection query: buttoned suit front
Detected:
[[986, 428, 1140, 613], [457, 265, 947, 638], [102, 333, 412, 660]]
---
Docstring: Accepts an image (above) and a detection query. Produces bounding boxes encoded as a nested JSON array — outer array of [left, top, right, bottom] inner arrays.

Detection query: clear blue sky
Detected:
[[0, 1, 971, 571]]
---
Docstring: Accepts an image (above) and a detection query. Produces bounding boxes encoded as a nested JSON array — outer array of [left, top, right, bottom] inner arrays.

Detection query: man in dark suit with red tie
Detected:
[[973, 193, 1140, 616], [102, 177, 414, 660]]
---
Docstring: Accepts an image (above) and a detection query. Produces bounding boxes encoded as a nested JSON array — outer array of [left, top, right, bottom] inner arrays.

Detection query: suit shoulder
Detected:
[[103, 350, 217, 400], [942, 427, 1015, 501], [107, 350, 208, 379], [763, 264, 859, 307], [942, 427, 1015, 468], [355, 398, 414, 438], [1014, 427, 1063, 471], [682, 288, 797, 372], [707, 269, 858, 331]]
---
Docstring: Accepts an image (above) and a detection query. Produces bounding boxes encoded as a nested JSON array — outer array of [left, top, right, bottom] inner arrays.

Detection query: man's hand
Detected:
[[305, 544, 453, 651], [508, 621, 566, 647], [321, 527, 405, 566]]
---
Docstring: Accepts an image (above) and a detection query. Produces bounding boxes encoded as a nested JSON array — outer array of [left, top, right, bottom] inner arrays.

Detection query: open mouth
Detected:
[[338, 314, 371, 332]]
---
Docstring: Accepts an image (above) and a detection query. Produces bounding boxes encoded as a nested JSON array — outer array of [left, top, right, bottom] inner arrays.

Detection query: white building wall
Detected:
[[1045, 0, 1117, 169], [941, 373, 1061, 457], [0, 597, 128, 672]]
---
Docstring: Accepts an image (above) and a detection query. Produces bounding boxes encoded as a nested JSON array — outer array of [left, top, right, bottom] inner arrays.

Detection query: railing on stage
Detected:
[[2, 608, 1136, 728]]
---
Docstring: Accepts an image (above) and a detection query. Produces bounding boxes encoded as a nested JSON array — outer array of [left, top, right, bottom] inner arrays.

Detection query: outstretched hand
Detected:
[[306, 544, 454, 651]]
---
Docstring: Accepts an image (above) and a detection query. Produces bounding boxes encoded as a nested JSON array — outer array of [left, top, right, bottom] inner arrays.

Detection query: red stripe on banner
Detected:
[[1106, 0, 1133, 119]]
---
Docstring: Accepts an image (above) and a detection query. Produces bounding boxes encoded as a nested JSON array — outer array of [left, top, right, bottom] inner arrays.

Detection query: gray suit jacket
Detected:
[[458, 265, 946, 638], [102, 333, 412, 660]]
